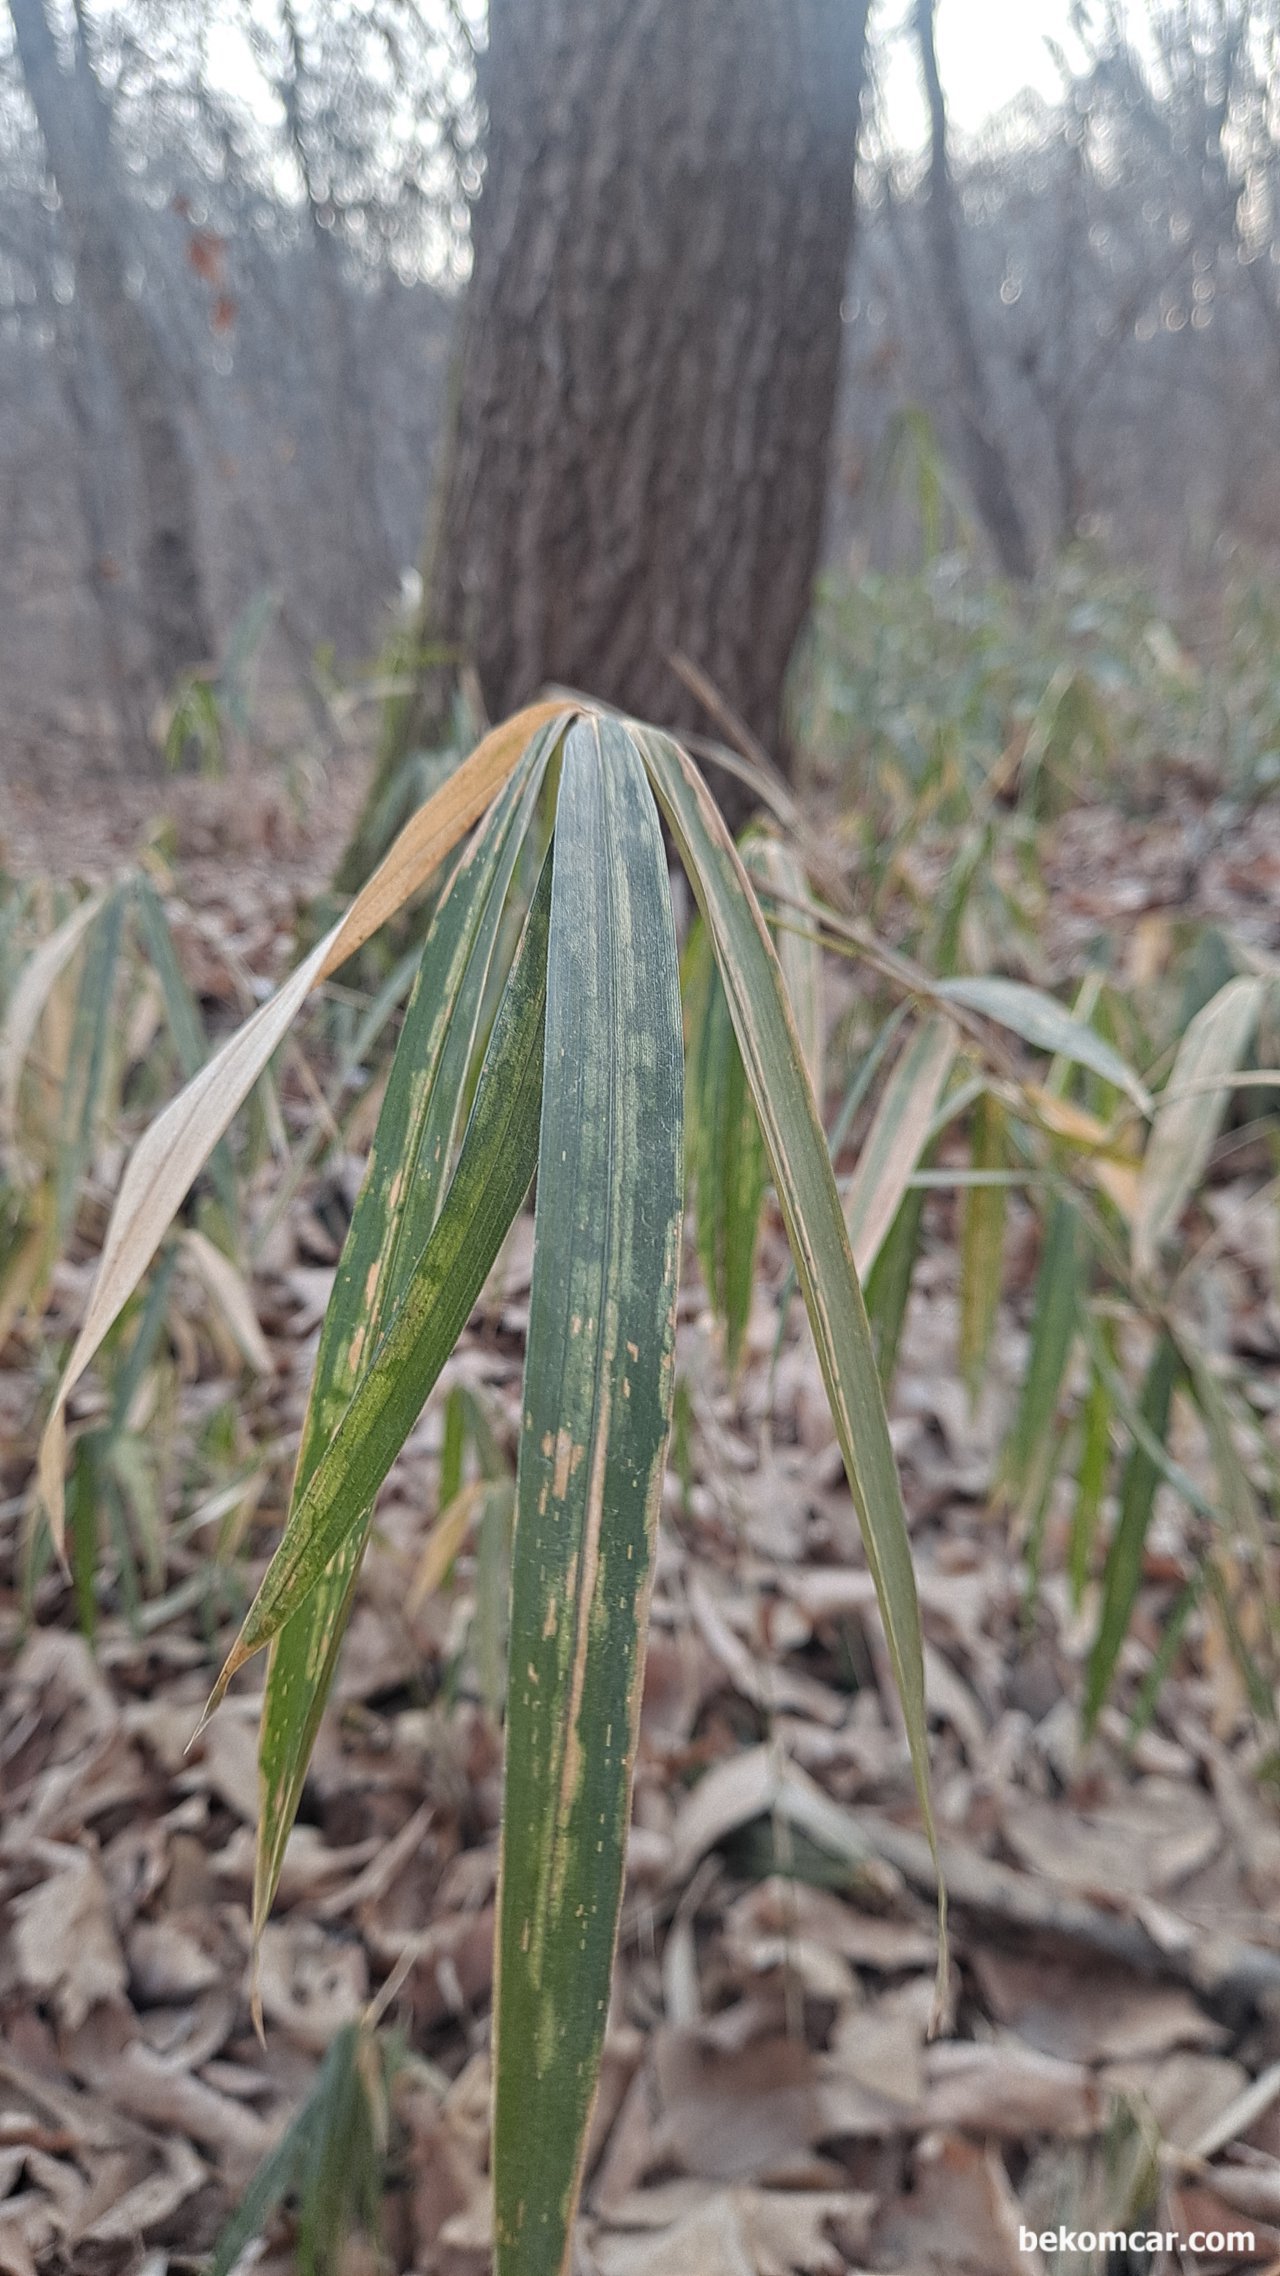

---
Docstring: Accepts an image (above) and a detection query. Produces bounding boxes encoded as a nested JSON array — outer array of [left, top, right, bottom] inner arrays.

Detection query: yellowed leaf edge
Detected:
[[37, 700, 571, 1551]]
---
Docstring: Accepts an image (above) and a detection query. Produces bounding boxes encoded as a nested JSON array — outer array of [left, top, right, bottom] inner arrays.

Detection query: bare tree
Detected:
[[912, 0, 1035, 579], [7, 0, 211, 701]]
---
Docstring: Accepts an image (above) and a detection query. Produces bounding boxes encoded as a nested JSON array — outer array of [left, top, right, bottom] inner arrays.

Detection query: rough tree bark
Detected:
[[8, 0, 212, 700], [914, 0, 1035, 582], [346, 0, 872, 873]]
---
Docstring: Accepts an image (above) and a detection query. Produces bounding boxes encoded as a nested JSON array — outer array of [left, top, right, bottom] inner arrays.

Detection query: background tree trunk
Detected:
[[276, 0, 398, 634], [8, 0, 212, 702], [913, 0, 1035, 582], [352, 0, 871, 867]]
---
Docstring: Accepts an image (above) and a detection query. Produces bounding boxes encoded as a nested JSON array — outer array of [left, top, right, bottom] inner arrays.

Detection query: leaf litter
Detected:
[[4, 777, 1280, 2273]]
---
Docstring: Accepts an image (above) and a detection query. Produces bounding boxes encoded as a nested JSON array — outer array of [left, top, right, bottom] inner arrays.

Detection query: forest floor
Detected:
[[4, 739, 1280, 2276]]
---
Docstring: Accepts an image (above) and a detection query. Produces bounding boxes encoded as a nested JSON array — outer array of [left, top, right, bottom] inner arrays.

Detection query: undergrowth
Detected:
[[2, 555, 1279, 2271]]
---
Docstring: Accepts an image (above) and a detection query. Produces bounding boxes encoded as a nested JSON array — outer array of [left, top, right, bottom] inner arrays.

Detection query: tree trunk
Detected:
[[8, 0, 212, 701], [914, 0, 1035, 582], [277, 0, 398, 645], [352, 0, 871, 868]]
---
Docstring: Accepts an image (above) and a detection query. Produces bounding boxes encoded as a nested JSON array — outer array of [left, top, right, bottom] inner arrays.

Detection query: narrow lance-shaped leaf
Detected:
[[132, 875, 238, 1221], [494, 717, 683, 2276], [960, 1089, 1007, 1405], [1134, 975, 1264, 1283], [254, 728, 558, 1931], [843, 1014, 954, 1280], [865, 1183, 927, 1397], [1085, 1334, 1181, 1732], [686, 830, 823, 1375], [746, 832, 824, 1100], [55, 885, 126, 1246], [936, 975, 1151, 1113], [1068, 1327, 1115, 1609], [198, 846, 555, 1722], [0, 885, 106, 1152], [635, 728, 939, 1901], [684, 915, 766, 1374], [1003, 1197, 1081, 1510], [37, 699, 568, 1546]]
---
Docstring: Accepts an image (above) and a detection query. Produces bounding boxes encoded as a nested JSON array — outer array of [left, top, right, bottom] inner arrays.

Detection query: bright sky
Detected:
[[880, 0, 1089, 140]]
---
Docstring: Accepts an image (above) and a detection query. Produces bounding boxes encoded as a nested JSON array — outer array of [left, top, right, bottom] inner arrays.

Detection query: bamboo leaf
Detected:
[[37, 700, 569, 1548], [635, 728, 938, 1898], [843, 1015, 954, 1279], [746, 834, 824, 1099], [209, 2024, 370, 2276], [1024, 1087, 1140, 1220], [199, 846, 555, 1723], [1081, 1313, 1218, 1526], [1068, 1331, 1115, 1607], [131, 874, 238, 1219], [494, 717, 683, 2276], [1134, 976, 1265, 1283], [1084, 1335, 1181, 1732], [0, 885, 106, 1151], [936, 976, 1151, 1112], [253, 728, 558, 1932], [865, 1185, 927, 1395], [1003, 1198, 1081, 1509], [181, 1230, 272, 1377], [54, 885, 126, 1244], [686, 832, 824, 1374], [960, 1090, 1008, 1403], [408, 1480, 487, 1611], [684, 917, 767, 1374]]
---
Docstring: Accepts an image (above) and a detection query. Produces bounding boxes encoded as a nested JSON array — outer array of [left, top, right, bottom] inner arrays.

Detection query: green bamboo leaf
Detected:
[[685, 830, 822, 1376], [829, 1006, 911, 1161], [1003, 1198, 1081, 1508], [1081, 1313, 1218, 1526], [1084, 1334, 1181, 1732], [635, 727, 938, 1888], [936, 976, 1151, 1112], [1134, 976, 1265, 1283], [844, 1015, 955, 1279], [959, 1089, 1008, 1404], [746, 833, 824, 1099], [252, 730, 557, 1930], [494, 717, 682, 2276], [209, 2024, 376, 2276], [864, 1183, 927, 1395], [1068, 1329, 1115, 1608], [1128, 1572, 1201, 1743], [201, 845, 554, 1727], [684, 915, 767, 1374]]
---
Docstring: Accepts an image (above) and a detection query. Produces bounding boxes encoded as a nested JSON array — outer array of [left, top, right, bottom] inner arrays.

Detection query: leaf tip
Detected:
[[928, 1886, 951, 2038], [250, 1975, 266, 2049], [37, 1405, 69, 1568], [188, 1638, 250, 1750]]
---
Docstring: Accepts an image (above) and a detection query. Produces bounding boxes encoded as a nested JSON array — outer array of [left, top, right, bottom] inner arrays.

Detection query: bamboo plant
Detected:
[[39, 702, 935, 2276]]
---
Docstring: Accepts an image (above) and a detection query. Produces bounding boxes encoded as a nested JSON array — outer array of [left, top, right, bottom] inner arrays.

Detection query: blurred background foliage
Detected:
[[2, 1, 1280, 766]]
